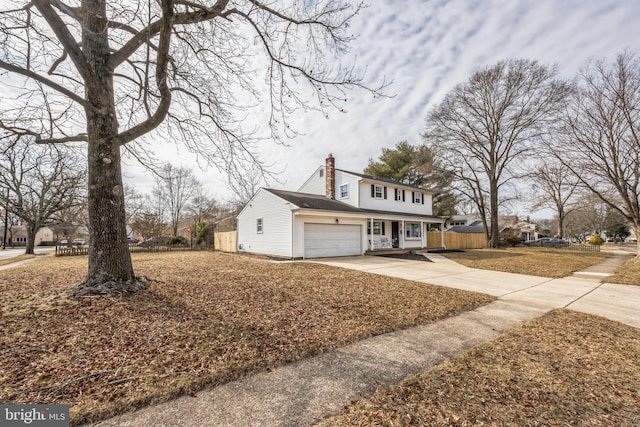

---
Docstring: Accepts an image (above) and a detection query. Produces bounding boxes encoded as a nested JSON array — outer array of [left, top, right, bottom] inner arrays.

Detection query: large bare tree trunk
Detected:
[[489, 180, 500, 248], [25, 223, 36, 255], [70, 0, 141, 296]]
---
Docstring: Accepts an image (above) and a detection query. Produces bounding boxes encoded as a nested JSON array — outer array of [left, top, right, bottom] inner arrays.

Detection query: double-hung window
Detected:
[[256, 218, 263, 233], [340, 184, 349, 198], [374, 185, 383, 198], [413, 191, 423, 204]]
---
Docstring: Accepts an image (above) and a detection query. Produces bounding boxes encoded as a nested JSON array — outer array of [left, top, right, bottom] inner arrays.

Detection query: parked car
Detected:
[[58, 239, 68, 245], [71, 238, 86, 246], [127, 237, 138, 244]]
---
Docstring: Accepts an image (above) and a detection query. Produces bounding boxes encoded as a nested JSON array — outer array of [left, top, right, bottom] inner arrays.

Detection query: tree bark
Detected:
[[489, 179, 500, 248], [25, 223, 36, 255], [70, 0, 143, 296]]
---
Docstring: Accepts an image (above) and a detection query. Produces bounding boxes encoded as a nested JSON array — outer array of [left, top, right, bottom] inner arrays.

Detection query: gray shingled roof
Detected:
[[447, 224, 485, 233], [265, 188, 443, 221], [265, 189, 362, 213]]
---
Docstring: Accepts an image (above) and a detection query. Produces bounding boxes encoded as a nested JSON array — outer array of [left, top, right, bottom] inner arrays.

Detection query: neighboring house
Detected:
[[446, 214, 483, 228], [237, 154, 446, 259], [0, 224, 55, 246], [498, 217, 538, 241]]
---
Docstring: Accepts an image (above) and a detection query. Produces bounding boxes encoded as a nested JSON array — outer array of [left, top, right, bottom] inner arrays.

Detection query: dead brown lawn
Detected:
[[608, 257, 640, 286], [442, 247, 608, 278], [0, 251, 493, 425], [0, 253, 38, 267], [320, 309, 640, 427]]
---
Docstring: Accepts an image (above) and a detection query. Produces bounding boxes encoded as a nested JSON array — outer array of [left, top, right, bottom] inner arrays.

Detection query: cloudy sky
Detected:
[[123, 0, 640, 213]]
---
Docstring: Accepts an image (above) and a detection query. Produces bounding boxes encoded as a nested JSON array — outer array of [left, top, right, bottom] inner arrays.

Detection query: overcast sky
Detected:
[[123, 0, 640, 215]]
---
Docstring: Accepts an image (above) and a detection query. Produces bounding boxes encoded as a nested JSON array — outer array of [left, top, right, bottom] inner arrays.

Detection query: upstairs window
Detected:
[[413, 191, 423, 204], [256, 218, 263, 234], [374, 185, 383, 198], [394, 188, 405, 202], [340, 184, 349, 198], [371, 184, 387, 199]]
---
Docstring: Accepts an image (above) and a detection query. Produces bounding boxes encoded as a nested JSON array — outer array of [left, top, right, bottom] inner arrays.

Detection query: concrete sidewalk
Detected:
[[90, 253, 639, 426]]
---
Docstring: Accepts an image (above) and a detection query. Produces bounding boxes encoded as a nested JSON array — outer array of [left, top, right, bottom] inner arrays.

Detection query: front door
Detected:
[[391, 222, 399, 248]]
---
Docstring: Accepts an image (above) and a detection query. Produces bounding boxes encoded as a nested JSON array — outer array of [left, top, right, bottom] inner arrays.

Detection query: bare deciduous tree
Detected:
[[0, 136, 85, 254], [130, 212, 167, 241], [423, 59, 572, 247], [0, 0, 382, 294], [154, 164, 199, 236], [555, 51, 640, 256], [529, 162, 580, 239]]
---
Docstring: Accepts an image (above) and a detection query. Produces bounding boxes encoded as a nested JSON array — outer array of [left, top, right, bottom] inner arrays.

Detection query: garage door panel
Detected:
[[304, 223, 361, 258]]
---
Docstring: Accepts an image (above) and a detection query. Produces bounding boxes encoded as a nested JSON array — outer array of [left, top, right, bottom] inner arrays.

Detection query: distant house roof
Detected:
[[265, 188, 443, 221], [447, 224, 485, 234]]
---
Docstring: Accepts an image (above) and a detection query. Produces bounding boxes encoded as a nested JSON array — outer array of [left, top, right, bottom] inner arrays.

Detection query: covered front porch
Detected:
[[365, 216, 446, 252]]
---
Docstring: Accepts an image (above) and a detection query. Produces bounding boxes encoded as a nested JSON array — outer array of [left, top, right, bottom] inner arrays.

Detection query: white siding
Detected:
[[297, 166, 326, 195], [358, 182, 433, 215], [237, 189, 293, 258], [334, 171, 360, 207]]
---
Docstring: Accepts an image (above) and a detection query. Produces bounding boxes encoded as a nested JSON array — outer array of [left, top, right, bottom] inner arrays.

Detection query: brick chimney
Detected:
[[325, 153, 335, 199]]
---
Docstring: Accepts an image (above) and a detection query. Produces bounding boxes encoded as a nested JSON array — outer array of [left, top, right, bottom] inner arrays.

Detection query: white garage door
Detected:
[[304, 223, 362, 258]]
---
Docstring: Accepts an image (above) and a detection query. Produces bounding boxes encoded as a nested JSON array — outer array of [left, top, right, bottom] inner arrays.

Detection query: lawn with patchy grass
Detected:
[[0, 252, 493, 425], [608, 257, 640, 286], [442, 247, 608, 278], [319, 309, 640, 426]]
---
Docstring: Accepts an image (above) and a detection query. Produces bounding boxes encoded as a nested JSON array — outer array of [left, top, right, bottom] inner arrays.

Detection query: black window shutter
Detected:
[[371, 184, 375, 197], [402, 190, 405, 202], [383, 187, 387, 199], [421, 193, 424, 204], [382, 222, 386, 235], [394, 188, 398, 200], [412, 191, 415, 202]]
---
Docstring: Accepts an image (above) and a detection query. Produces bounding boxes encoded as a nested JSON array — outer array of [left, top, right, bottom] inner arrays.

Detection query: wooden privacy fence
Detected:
[[214, 231, 237, 253], [426, 231, 486, 249]]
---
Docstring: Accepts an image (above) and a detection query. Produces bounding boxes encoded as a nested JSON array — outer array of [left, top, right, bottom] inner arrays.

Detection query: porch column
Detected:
[[441, 220, 446, 249], [421, 221, 425, 248], [401, 220, 405, 249], [369, 218, 374, 251]]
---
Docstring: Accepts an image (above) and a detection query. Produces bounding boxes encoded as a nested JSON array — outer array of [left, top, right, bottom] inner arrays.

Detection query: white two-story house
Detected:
[[237, 154, 446, 259]]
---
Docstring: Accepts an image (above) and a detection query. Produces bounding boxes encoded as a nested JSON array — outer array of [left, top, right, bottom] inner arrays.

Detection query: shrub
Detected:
[[588, 235, 604, 246], [505, 236, 523, 247], [166, 235, 187, 246]]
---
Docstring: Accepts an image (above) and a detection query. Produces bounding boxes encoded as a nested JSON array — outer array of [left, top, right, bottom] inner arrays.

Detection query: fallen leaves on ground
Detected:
[[0, 252, 493, 425], [443, 248, 608, 278], [608, 257, 640, 286], [319, 309, 640, 426]]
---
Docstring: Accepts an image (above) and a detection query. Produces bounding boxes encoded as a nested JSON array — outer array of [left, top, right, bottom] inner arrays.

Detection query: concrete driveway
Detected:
[[314, 254, 640, 329]]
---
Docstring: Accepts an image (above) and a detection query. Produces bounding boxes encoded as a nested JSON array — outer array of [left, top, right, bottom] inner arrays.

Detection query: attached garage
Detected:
[[303, 223, 362, 258]]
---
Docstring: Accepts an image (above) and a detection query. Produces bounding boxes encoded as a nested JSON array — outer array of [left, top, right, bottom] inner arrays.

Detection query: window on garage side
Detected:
[[405, 222, 421, 239], [256, 218, 263, 233]]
